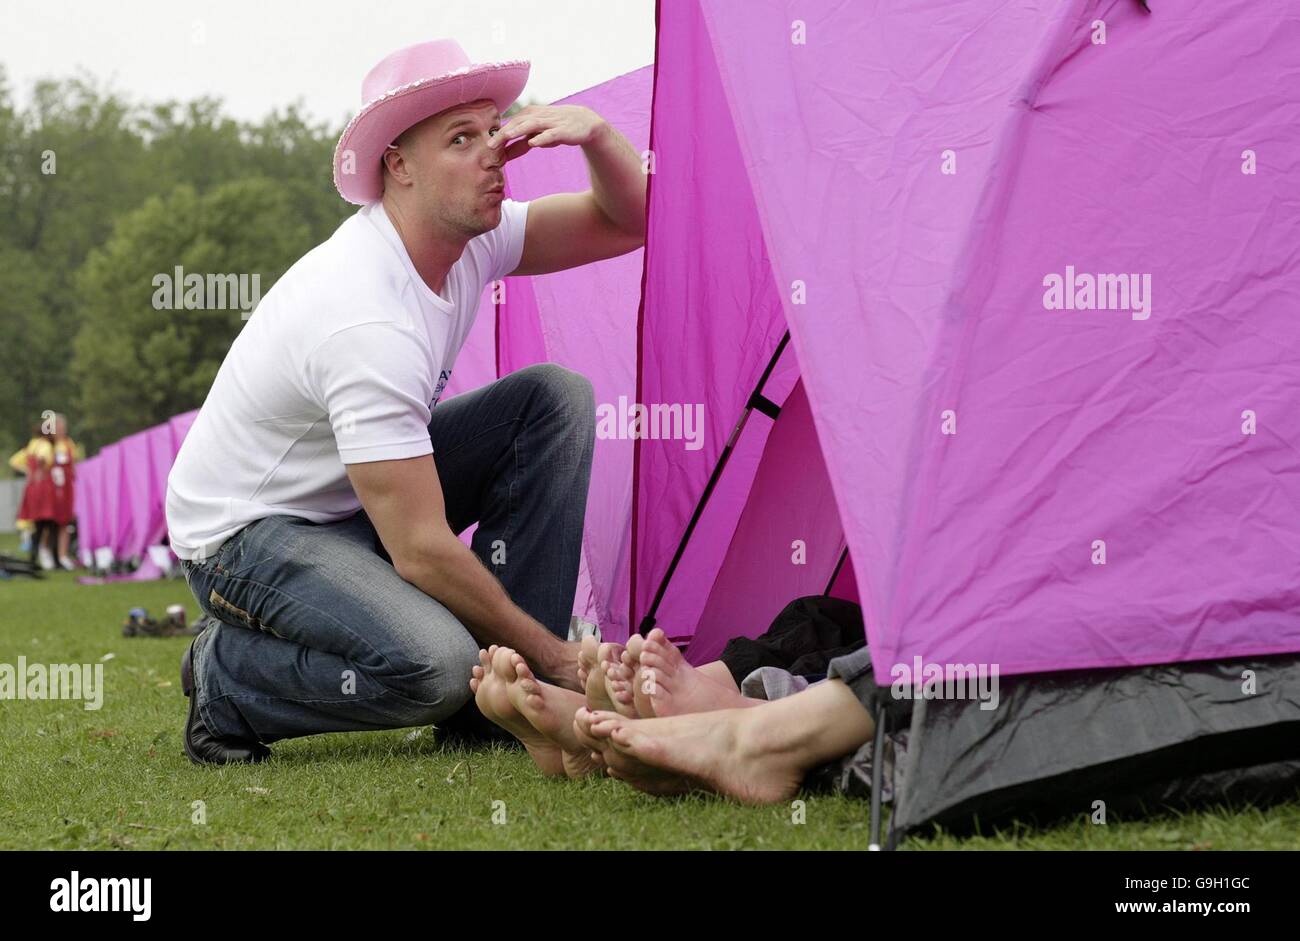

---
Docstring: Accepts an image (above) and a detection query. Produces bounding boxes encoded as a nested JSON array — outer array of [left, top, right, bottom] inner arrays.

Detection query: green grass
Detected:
[[2, 532, 1297, 850]]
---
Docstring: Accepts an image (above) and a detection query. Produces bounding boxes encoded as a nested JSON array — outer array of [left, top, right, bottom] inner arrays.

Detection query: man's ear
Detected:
[[382, 146, 408, 188]]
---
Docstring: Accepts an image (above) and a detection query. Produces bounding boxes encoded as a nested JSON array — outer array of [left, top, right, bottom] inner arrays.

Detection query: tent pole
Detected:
[[637, 330, 791, 636], [823, 545, 849, 595], [868, 693, 889, 851]]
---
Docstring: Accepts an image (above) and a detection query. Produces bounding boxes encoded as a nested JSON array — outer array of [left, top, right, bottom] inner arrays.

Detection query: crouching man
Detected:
[[164, 39, 646, 764]]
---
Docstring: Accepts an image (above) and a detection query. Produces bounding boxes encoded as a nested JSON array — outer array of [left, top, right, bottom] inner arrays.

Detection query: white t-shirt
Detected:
[[165, 198, 530, 562]]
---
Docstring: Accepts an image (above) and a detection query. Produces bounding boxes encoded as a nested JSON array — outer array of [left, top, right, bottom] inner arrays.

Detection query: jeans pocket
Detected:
[[206, 583, 285, 640]]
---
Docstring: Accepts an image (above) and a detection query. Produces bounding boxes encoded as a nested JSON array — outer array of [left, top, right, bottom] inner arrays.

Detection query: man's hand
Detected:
[[498, 105, 647, 278], [488, 104, 606, 163], [345, 454, 582, 691]]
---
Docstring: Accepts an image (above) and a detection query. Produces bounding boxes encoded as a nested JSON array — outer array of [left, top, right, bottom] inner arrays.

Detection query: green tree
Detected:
[[0, 68, 156, 465], [70, 178, 318, 448], [0, 65, 351, 465]]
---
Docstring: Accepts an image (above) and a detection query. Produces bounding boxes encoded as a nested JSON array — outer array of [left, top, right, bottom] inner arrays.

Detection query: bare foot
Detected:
[[471, 646, 564, 776], [606, 708, 805, 805], [580, 638, 625, 714], [499, 649, 602, 779], [574, 708, 691, 796], [572, 705, 605, 758], [639, 628, 757, 717], [622, 634, 658, 719], [604, 660, 639, 718]]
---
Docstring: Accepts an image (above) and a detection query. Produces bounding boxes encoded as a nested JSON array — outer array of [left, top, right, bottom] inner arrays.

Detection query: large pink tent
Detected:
[[73, 410, 197, 572], [629, 0, 1300, 676], [623, 0, 1300, 842]]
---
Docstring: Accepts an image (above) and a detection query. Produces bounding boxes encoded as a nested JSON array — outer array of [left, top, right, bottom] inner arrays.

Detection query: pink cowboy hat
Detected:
[[333, 39, 530, 205]]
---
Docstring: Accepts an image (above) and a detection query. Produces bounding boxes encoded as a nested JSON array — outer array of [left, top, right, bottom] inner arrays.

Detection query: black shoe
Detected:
[[181, 634, 270, 765]]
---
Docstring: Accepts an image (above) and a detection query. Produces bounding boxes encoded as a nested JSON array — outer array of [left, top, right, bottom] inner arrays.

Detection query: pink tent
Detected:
[[72, 410, 197, 576], [613, 0, 1300, 676], [619, 0, 1300, 842], [72, 453, 103, 565]]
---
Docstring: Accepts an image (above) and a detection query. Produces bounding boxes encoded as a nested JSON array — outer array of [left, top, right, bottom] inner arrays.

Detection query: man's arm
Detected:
[[491, 106, 648, 277], [345, 453, 581, 691]]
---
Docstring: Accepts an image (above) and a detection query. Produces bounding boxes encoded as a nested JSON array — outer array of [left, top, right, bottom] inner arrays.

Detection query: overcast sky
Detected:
[[2, 0, 656, 126]]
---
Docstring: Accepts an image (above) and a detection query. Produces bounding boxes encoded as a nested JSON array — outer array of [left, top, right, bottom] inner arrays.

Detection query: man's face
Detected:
[[385, 99, 507, 238]]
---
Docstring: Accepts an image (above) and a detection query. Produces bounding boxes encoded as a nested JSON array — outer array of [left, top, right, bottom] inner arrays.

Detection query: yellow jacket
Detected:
[[9, 437, 50, 475], [8, 437, 81, 475]]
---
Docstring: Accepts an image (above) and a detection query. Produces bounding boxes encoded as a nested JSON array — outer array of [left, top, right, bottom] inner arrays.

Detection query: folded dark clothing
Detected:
[[719, 595, 866, 688]]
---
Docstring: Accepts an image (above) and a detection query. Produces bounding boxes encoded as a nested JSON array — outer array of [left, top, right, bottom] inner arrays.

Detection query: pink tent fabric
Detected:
[[639, 0, 1300, 675], [73, 410, 197, 572], [117, 429, 152, 559], [72, 453, 102, 564]]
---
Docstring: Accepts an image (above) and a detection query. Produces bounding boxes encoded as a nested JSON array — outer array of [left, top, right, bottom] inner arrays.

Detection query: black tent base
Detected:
[[901, 750, 1300, 844], [886, 653, 1300, 844]]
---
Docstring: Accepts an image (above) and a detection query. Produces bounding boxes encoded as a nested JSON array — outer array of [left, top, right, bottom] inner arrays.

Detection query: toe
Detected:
[[491, 646, 517, 679], [579, 634, 598, 669], [626, 635, 645, 660]]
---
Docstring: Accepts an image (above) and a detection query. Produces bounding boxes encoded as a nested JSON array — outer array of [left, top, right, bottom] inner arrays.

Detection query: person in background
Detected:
[[9, 414, 79, 571]]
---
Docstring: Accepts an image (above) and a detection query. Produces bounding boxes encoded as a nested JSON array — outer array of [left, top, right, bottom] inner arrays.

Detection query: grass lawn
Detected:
[[2, 532, 1297, 851]]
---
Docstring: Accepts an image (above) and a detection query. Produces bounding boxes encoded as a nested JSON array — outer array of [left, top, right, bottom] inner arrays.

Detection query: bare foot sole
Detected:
[[471, 646, 565, 776], [582, 641, 625, 714], [604, 661, 639, 718], [621, 634, 658, 719], [500, 649, 602, 779], [640, 627, 756, 717], [607, 708, 804, 805]]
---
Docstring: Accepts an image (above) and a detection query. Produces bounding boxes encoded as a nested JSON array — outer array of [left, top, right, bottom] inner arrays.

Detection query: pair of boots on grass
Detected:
[[468, 629, 876, 804]]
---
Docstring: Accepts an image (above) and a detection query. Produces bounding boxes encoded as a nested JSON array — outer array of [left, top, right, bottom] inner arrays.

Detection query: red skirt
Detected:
[[19, 467, 75, 525]]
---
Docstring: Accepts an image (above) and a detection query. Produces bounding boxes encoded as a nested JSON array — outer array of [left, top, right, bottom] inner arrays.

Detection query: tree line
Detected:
[[0, 64, 354, 462]]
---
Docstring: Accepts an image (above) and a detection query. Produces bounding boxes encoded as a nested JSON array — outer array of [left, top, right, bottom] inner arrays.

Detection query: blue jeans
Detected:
[[179, 363, 595, 744]]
